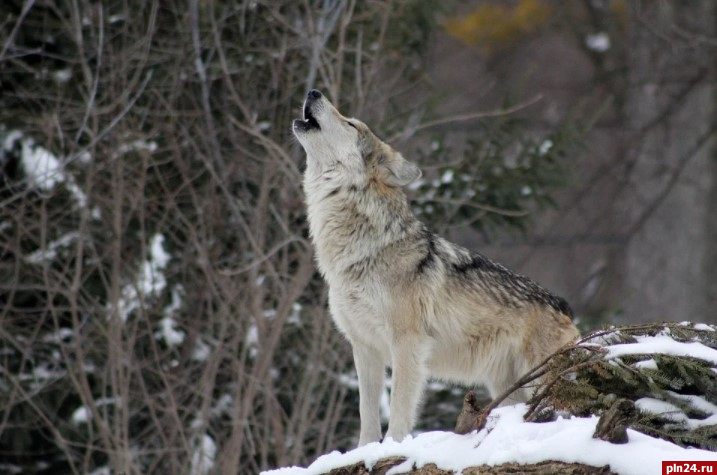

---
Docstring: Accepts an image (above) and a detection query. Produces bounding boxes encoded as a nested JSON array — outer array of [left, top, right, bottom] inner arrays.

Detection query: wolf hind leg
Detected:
[[488, 357, 531, 407], [353, 344, 385, 446]]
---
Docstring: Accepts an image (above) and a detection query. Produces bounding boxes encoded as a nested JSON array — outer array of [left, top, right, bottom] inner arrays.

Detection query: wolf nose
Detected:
[[308, 89, 322, 100]]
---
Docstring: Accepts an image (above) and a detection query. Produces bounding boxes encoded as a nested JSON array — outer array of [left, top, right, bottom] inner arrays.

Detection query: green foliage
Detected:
[[528, 322, 717, 451], [386, 0, 445, 56], [411, 117, 577, 237]]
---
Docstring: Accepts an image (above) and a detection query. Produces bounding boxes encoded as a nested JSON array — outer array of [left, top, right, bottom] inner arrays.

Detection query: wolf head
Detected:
[[293, 90, 421, 188]]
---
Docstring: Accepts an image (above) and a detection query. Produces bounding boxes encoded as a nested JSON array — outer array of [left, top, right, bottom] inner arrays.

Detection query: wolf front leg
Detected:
[[353, 344, 385, 446], [385, 336, 429, 442]]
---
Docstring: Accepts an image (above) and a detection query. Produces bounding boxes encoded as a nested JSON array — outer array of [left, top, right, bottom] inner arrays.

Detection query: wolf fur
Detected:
[[292, 89, 579, 446]]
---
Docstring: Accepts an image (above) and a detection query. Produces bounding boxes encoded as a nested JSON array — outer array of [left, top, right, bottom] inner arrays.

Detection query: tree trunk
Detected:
[[619, 0, 717, 323]]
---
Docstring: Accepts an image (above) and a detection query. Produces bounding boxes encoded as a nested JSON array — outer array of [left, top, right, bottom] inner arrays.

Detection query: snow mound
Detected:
[[262, 404, 716, 475], [265, 322, 717, 474]]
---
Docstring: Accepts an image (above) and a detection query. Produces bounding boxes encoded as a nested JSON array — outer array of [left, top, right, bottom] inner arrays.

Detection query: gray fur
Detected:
[[293, 90, 579, 445]]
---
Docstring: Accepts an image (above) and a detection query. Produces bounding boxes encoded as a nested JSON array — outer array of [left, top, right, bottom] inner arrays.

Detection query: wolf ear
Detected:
[[381, 153, 422, 187]]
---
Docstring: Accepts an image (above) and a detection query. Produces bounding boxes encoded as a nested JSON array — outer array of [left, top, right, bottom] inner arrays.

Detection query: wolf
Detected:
[[292, 89, 579, 446]]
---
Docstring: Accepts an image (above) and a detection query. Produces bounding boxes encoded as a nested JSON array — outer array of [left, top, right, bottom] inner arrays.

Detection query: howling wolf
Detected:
[[293, 89, 579, 446]]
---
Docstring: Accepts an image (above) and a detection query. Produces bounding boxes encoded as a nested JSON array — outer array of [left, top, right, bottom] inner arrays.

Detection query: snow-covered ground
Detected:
[[265, 323, 717, 475], [263, 403, 716, 475]]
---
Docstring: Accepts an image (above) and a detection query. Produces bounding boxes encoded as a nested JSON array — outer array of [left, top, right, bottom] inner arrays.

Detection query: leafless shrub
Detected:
[[0, 1, 439, 473]]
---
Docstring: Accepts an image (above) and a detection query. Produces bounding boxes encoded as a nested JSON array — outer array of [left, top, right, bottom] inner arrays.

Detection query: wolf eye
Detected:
[[346, 121, 358, 130]]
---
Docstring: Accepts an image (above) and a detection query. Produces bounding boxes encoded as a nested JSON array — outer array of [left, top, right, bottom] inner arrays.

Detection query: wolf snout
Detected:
[[293, 89, 323, 133], [304, 90, 323, 117]]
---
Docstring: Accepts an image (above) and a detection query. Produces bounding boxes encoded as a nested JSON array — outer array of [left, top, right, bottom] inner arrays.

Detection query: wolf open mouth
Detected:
[[302, 103, 320, 130], [293, 106, 320, 132], [293, 91, 322, 133]]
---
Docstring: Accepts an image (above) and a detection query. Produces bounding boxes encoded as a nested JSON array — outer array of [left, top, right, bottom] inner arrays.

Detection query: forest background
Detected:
[[1, 0, 715, 473]]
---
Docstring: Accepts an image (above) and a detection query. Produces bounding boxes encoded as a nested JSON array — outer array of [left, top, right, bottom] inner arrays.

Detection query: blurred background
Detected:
[[0, 0, 715, 473]]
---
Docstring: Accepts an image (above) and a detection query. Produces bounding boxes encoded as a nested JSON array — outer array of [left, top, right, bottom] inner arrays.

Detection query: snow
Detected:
[[288, 302, 303, 325], [261, 404, 717, 475], [2, 130, 23, 154], [157, 317, 185, 347], [669, 392, 717, 416], [21, 140, 64, 190], [190, 434, 217, 475], [76, 150, 92, 164], [586, 32, 610, 52], [633, 358, 657, 370], [52, 69, 72, 83], [42, 328, 74, 344], [606, 335, 717, 365], [338, 373, 358, 389], [115, 233, 170, 322], [149, 234, 170, 269], [5, 131, 91, 210], [71, 406, 91, 425], [440, 169, 454, 184], [266, 325, 717, 475], [25, 231, 79, 264], [24, 365, 64, 383], [165, 285, 184, 315], [116, 139, 157, 156], [192, 337, 211, 361], [108, 14, 125, 24], [155, 285, 186, 347], [407, 178, 425, 191], [537, 139, 553, 156], [71, 398, 120, 425], [211, 394, 233, 417], [246, 325, 259, 358], [65, 181, 89, 208], [636, 397, 717, 429], [635, 398, 684, 422]]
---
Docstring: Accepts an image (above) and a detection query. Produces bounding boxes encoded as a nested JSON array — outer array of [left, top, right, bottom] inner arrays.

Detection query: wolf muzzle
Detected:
[[294, 89, 323, 132]]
